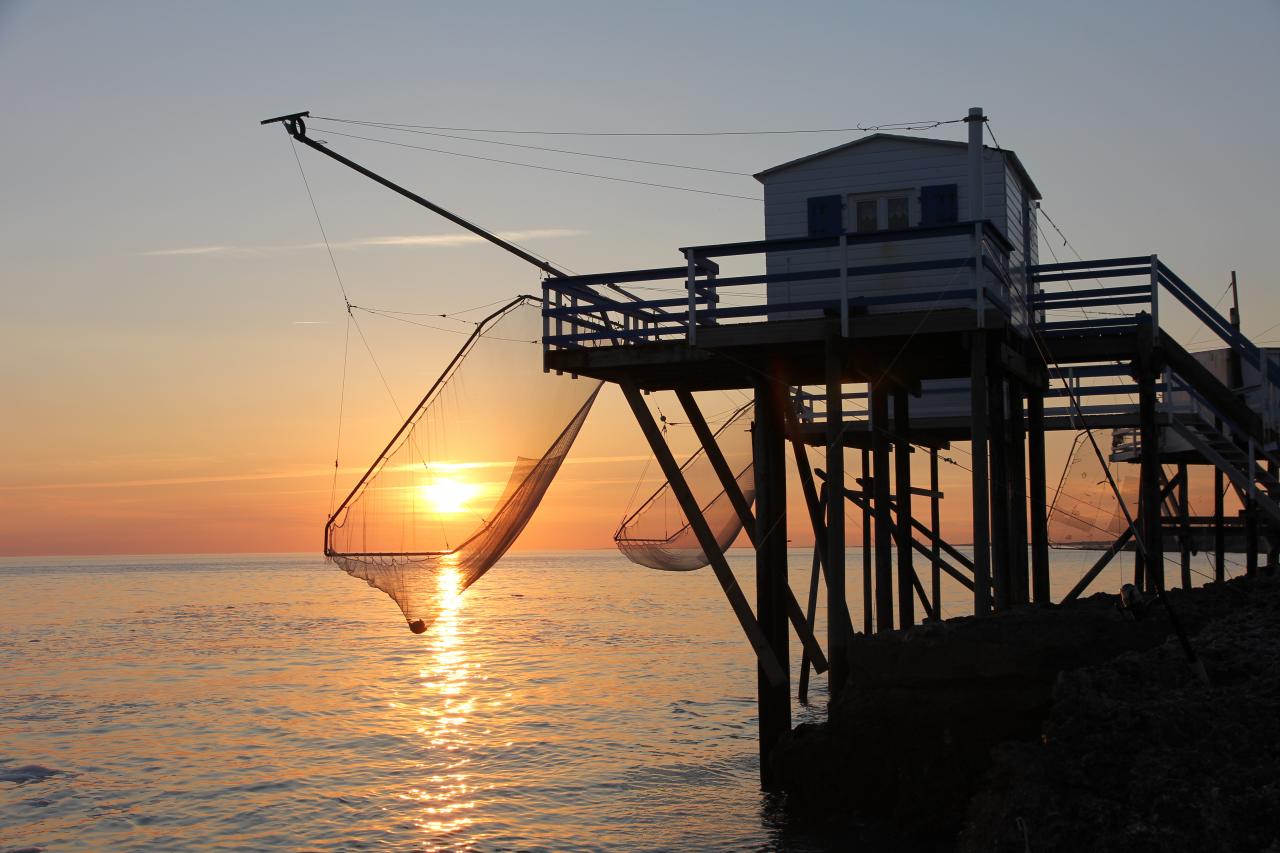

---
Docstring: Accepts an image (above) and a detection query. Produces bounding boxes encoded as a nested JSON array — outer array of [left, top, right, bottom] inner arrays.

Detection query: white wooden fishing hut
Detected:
[[268, 106, 1280, 791]]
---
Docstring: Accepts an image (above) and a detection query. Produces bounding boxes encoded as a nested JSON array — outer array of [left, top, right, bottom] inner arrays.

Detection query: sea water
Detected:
[[0, 549, 1124, 851]]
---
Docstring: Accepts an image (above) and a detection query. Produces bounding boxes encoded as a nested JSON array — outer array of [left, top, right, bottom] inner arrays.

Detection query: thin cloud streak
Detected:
[[141, 228, 585, 257], [0, 454, 655, 492]]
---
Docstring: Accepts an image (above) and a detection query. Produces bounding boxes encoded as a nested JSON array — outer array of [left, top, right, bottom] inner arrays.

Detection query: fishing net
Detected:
[[1047, 431, 1139, 548], [325, 297, 602, 632], [614, 402, 754, 571]]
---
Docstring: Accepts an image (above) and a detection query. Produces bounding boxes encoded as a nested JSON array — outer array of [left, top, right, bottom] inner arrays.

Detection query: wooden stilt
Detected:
[[1137, 331, 1164, 592], [825, 331, 849, 689], [798, 536, 822, 704], [1214, 467, 1225, 583], [1178, 462, 1191, 590], [861, 447, 873, 636], [1134, 475, 1147, 590], [1246, 498, 1259, 578], [1027, 390, 1051, 604], [970, 332, 992, 615], [894, 389, 915, 629], [1269, 461, 1279, 571], [1007, 378, 1029, 605], [678, 388, 827, 673], [753, 376, 791, 788], [929, 448, 942, 618], [988, 350, 1012, 611], [620, 382, 786, 688], [871, 383, 894, 632]]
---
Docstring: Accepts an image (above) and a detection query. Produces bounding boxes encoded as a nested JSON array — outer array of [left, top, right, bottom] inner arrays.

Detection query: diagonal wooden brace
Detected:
[[623, 382, 788, 688], [777, 390, 857, 643], [676, 389, 828, 674]]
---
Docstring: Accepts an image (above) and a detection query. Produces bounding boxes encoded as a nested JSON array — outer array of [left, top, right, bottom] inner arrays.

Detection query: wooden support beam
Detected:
[[798, 538, 822, 704], [620, 382, 786, 688], [871, 383, 894, 632], [970, 332, 992, 615], [825, 331, 850, 688], [1007, 378, 1029, 606], [1246, 503, 1259, 578], [1214, 467, 1225, 583], [754, 375, 791, 788], [861, 448, 873, 636], [675, 389, 755, 547], [1063, 527, 1134, 603], [1178, 462, 1192, 590], [1137, 329, 1164, 592], [894, 389, 916, 629], [1062, 474, 1184, 603], [1269, 461, 1279, 572], [841, 488, 974, 593], [988, 348, 1012, 610], [929, 448, 942, 618], [678, 388, 827, 675], [1027, 390, 1051, 604]]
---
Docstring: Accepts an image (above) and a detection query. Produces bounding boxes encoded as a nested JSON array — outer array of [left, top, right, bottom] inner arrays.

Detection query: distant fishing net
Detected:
[[614, 402, 754, 571], [1048, 430, 1139, 548], [326, 297, 602, 632]]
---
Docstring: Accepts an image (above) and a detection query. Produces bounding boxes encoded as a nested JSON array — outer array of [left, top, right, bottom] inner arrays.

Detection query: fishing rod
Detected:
[[262, 110, 569, 279]]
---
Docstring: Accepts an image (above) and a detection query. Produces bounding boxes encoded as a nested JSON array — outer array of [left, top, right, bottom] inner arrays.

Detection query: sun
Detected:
[[418, 477, 480, 515]]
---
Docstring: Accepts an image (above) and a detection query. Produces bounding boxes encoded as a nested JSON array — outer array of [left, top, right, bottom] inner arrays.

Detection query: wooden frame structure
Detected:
[[544, 241, 1280, 788]]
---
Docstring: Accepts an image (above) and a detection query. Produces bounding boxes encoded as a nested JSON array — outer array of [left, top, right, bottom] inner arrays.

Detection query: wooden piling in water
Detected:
[[894, 389, 916, 629], [861, 447, 873, 636], [1007, 379, 1029, 605], [1178, 462, 1192, 590], [754, 376, 790, 789], [871, 383, 894, 632], [988, 350, 1012, 611], [970, 331, 992, 615], [825, 331, 849, 691], [929, 448, 942, 618], [1027, 389, 1051, 604], [1137, 326, 1164, 591]]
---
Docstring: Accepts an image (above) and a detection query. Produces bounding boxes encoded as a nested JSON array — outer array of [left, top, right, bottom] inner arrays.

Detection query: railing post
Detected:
[[684, 248, 697, 346], [1249, 439, 1257, 500], [974, 221, 985, 328], [541, 282, 550, 362], [839, 232, 849, 337], [706, 266, 718, 326], [1149, 254, 1160, 342]]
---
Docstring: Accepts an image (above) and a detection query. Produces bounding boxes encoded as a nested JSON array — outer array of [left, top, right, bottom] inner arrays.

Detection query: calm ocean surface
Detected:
[[1, 549, 1116, 851]]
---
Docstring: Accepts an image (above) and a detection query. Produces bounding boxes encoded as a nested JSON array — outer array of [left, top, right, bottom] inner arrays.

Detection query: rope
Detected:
[[308, 118, 752, 176], [312, 115, 965, 137], [290, 138, 352, 308], [328, 314, 352, 517], [310, 128, 763, 202]]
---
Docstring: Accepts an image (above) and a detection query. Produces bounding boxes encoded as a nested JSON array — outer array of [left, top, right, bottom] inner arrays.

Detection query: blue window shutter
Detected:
[[807, 195, 843, 237], [919, 184, 959, 226]]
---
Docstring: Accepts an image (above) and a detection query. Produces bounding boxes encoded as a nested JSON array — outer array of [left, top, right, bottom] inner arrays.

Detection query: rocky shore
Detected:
[[772, 576, 1280, 852]]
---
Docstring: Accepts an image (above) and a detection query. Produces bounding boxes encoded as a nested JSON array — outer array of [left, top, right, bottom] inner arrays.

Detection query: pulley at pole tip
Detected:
[[260, 110, 310, 135]]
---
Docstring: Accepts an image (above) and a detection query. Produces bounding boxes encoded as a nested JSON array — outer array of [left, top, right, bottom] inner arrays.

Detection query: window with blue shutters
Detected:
[[807, 195, 843, 237], [919, 184, 959, 226]]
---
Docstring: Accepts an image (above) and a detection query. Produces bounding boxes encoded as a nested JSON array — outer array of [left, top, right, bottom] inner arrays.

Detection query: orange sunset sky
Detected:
[[3, 2, 1278, 556]]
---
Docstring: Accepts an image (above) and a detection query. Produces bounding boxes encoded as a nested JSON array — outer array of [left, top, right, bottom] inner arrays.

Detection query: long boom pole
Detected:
[[262, 110, 567, 279]]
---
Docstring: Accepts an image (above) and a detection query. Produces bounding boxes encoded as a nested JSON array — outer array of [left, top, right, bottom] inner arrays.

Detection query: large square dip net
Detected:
[[1048, 430, 1139, 548], [325, 297, 602, 632], [613, 402, 754, 571]]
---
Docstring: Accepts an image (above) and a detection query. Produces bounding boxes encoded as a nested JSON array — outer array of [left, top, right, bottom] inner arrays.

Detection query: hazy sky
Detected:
[[2, 0, 1278, 555]]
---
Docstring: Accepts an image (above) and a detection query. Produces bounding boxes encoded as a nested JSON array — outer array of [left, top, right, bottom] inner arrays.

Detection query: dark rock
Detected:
[[771, 577, 1279, 851]]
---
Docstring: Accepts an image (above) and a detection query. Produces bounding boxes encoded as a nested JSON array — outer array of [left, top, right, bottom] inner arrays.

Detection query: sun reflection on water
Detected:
[[403, 555, 483, 844]]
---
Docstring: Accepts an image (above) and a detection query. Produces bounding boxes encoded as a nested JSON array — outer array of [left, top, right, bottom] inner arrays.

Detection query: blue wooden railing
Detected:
[[542, 220, 1015, 351]]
